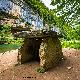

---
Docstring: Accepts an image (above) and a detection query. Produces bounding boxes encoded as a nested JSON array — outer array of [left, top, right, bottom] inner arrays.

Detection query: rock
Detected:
[[39, 37, 63, 69], [17, 31, 63, 71], [67, 67, 72, 70]]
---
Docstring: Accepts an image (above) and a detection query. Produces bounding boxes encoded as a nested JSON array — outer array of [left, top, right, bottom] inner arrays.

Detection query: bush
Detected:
[[0, 24, 12, 44], [0, 24, 24, 45], [61, 39, 80, 49], [37, 67, 46, 73]]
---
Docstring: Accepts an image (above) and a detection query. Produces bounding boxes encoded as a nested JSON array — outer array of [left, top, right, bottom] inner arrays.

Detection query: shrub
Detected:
[[61, 39, 80, 49], [37, 67, 46, 73]]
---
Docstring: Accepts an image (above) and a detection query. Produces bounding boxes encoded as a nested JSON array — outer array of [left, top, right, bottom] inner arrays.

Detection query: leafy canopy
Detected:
[[24, 0, 56, 25], [51, 0, 80, 26]]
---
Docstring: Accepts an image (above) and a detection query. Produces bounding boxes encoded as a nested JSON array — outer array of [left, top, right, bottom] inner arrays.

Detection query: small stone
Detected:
[[68, 55, 70, 57], [67, 67, 72, 70], [0, 77, 2, 79], [62, 58, 64, 60], [75, 56, 77, 57], [42, 39, 43, 40]]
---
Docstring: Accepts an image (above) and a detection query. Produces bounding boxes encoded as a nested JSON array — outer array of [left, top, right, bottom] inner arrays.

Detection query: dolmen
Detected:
[[16, 30, 63, 72]]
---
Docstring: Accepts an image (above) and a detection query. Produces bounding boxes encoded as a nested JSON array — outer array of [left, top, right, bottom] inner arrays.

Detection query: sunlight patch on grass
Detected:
[[0, 44, 21, 53]]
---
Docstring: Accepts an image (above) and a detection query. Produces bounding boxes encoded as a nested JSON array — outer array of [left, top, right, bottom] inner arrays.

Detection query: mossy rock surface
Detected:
[[39, 37, 63, 70]]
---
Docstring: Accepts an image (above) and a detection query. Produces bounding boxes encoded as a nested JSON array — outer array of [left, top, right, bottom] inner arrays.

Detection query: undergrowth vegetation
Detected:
[[61, 39, 80, 49], [0, 24, 23, 53]]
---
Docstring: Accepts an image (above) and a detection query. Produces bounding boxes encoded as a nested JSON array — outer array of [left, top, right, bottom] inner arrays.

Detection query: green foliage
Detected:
[[13, 38, 23, 44], [24, 0, 57, 26], [0, 24, 12, 44], [37, 67, 46, 73], [60, 24, 80, 40], [0, 24, 23, 44], [23, 0, 80, 41], [0, 0, 79, 51], [61, 39, 80, 49], [51, 0, 80, 26], [0, 24, 23, 52]]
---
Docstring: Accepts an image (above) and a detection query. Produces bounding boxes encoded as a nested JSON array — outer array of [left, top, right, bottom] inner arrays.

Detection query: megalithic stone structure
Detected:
[[17, 31, 63, 70]]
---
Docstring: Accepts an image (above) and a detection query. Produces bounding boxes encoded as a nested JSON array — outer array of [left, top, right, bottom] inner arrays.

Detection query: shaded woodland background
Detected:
[[0, 0, 80, 53]]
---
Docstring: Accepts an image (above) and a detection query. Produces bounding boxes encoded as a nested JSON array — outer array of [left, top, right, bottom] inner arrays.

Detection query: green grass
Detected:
[[0, 44, 21, 53], [61, 40, 80, 49]]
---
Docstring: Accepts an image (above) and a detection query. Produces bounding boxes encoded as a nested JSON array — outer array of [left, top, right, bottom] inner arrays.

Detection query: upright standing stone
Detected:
[[39, 37, 63, 70]]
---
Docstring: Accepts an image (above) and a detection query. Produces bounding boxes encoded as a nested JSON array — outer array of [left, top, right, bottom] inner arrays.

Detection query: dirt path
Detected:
[[0, 48, 80, 80], [0, 49, 18, 72]]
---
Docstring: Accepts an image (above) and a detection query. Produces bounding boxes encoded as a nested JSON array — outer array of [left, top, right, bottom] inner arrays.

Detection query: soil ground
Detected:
[[0, 48, 80, 80]]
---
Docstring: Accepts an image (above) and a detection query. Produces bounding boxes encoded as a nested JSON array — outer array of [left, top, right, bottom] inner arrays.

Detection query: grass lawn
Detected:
[[0, 44, 21, 53]]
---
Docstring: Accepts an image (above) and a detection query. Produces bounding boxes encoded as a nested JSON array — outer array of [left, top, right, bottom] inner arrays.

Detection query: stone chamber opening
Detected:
[[17, 38, 42, 64], [27, 38, 42, 62]]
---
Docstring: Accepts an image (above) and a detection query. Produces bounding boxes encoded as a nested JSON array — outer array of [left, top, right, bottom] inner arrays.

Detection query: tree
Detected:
[[24, 0, 57, 26], [51, 0, 80, 26], [11, 0, 65, 28]]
